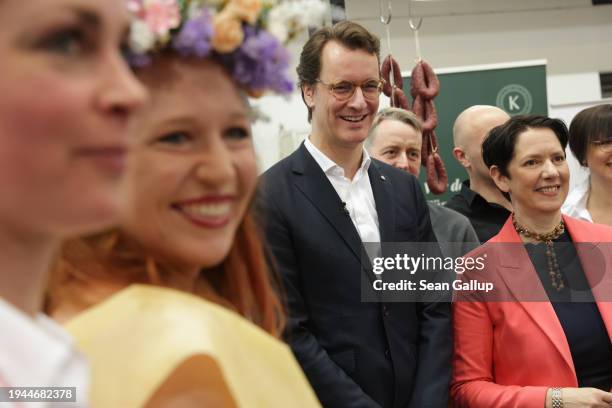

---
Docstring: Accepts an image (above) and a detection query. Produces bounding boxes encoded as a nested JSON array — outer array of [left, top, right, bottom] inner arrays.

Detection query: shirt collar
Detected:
[[0, 298, 85, 387], [304, 137, 371, 178], [564, 175, 590, 207], [460, 180, 478, 206], [562, 175, 591, 221], [461, 179, 510, 212]]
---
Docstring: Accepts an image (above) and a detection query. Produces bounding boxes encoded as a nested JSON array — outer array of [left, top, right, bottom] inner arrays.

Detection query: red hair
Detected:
[[46, 208, 285, 337]]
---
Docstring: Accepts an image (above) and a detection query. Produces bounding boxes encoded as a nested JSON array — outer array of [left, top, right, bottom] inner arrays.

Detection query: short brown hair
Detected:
[[568, 104, 612, 166], [483, 115, 568, 202], [366, 108, 422, 149], [297, 20, 380, 122]]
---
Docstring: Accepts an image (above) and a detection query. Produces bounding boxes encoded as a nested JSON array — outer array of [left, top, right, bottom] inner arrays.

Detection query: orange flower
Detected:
[[211, 13, 244, 53], [225, 0, 262, 25]]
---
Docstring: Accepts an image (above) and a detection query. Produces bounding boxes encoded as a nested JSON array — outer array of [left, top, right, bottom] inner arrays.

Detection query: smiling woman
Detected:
[[451, 115, 612, 408], [0, 0, 146, 400], [119, 57, 261, 280], [563, 104, 612, 226], [45, 0, 322, 407]]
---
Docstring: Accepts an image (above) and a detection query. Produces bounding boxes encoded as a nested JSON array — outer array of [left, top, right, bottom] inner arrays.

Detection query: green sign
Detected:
[[401, 61, 548, 204]]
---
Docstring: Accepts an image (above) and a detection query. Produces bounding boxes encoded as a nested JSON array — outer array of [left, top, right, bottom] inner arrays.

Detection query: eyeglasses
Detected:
[[316, 78, 384, 102], [591, 138, 612, 153]]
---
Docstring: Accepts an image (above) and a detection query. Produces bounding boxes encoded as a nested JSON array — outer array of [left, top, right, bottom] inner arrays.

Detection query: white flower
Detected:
[[268, 20, 289, 43], [261, 0, 327, 43], [186, 2, 204, 18], [302, 0, 327, 27], [286, 2, 302, 18], [129, 20, 156, 54]]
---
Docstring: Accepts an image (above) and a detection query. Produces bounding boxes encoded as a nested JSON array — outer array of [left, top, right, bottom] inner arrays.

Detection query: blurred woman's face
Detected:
[[0, 0, 147, 239], [121, 57, 258, 271], [496, 128, 569, 219], [585, 135, 612, 185]]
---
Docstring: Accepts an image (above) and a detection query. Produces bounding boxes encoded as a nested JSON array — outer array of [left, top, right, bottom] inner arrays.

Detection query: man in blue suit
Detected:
[[258, 21, 451, 408]]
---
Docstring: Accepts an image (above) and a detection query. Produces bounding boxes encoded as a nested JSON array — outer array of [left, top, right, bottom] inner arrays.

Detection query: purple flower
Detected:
[[172, 9, 214, 58], [127, 51, 153, 68], [229, 26, 293, 95]]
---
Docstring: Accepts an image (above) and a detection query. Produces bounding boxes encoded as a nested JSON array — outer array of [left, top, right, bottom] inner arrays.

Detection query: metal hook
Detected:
[[408, 0, 422, 31], [408, 18, 423, 31], [428, 132, 438, 154], [379, 0, 392, 25]]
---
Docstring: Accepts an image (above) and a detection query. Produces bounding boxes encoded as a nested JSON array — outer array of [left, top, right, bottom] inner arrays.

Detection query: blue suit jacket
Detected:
[[257, 144, 452, 408]]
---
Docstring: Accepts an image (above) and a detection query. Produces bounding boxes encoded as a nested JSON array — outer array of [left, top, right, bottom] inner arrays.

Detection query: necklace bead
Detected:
[[512, 215, 566, 292]]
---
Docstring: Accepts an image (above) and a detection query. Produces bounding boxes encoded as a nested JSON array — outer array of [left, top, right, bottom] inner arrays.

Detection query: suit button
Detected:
[[384, 349, 391, 359], [382, 305, 390, 317]]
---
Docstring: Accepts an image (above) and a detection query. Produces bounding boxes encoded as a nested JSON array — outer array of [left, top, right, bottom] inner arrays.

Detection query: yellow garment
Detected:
[[65, 284, 321, 408]]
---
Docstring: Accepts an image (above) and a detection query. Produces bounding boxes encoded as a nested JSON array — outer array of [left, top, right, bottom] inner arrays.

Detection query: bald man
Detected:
[[445, 105, 512, 242], [367, 108, 479, 258]]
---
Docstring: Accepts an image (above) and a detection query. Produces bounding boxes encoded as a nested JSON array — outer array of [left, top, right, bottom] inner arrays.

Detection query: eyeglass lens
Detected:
[[331, 81, 382, 101]]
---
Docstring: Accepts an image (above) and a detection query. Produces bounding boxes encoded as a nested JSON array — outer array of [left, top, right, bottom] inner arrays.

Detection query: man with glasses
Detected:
[[258, 21, 451, 408]]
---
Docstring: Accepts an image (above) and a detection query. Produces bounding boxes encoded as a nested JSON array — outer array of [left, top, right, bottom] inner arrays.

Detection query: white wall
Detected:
[[251, 1, 612, 173], [346, 0, 612, 76], [546, 72, 603, 189]]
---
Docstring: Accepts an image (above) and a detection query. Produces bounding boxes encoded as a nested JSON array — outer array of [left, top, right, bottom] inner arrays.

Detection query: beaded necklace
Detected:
[[512, 214, 566, 292]]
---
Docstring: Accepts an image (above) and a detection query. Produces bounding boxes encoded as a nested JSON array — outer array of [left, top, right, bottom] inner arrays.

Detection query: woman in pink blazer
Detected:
[[451, 115, 612, 408]]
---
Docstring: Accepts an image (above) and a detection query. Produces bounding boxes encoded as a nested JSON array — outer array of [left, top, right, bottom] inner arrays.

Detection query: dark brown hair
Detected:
[[482, 115, 568, 178], [482, 115, 568, 202], [297, 20, 380, 122], [568, 104, 612, 166]]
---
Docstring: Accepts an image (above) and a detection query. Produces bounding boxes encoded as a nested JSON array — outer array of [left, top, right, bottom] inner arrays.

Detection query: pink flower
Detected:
[[126, 0, 144, 15], [142, 0, 181, 36]]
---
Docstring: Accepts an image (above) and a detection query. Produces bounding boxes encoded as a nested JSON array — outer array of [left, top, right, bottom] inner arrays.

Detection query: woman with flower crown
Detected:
[[0, 0, 146, 402], [46, 0, 324, 406]]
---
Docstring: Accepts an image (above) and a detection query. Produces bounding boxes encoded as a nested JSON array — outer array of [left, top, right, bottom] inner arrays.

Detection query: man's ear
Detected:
[[490, 165, 510, 193], [302, 83, 315, 110], [453, 147, 470, 169]]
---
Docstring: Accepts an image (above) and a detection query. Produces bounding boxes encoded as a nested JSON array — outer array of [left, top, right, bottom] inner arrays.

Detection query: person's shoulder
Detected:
[[371, 158, 412, 179], [371, 158, 418, 187], [444, 191, 466, 208], [460, 239, 494, 263], [259, 149, 302, 197], [430, 203, 469, 223], [261, 152, 294, 179], [430, 203, 480, 241], [565, 215, 612, 241]]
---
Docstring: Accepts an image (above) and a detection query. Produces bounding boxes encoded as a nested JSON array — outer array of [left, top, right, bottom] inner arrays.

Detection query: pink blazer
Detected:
[[451, 215, 612, 408]]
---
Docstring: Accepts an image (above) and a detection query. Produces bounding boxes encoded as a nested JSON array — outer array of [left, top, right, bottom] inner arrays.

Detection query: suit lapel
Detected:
[[368, 161, 396, 243], [576, 243, 612, 340], [291, 144, 363, 263], [563, 216, 612, 340], [493, 218, 576, 374]]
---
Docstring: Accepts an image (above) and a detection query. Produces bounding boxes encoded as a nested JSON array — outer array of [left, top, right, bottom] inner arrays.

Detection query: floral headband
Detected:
[[126, 0, 327, 96]]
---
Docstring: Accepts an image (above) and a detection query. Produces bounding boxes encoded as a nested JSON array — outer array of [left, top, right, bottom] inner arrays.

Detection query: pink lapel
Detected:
[[492, 217, 575, 374], [563, 215, 612, 341]]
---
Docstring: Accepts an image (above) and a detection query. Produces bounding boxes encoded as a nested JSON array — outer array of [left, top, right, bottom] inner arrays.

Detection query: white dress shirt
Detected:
[[0, 298, 89, 407], [304, 137, 380, 244], [561, 176, 593, 222]]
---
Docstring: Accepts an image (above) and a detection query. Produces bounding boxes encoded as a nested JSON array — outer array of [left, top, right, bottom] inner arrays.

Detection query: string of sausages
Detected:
[[381, 56, 448, 194]]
